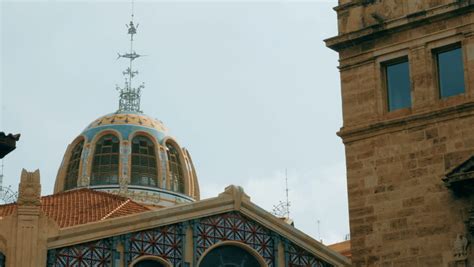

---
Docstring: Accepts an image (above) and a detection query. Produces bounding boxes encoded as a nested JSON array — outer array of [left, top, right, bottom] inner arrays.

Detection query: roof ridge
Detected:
[[100, 199, 131, 221], [42, 188, 129, 202], [41, 188, 90, 199]]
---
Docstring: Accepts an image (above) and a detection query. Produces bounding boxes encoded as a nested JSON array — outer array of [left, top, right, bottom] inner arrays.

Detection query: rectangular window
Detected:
[[436, 45, 465, 98], [385, 58, 411, 111]]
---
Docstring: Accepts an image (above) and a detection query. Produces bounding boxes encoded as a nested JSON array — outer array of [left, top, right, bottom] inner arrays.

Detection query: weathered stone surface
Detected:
[[326, 0, 474, 266]]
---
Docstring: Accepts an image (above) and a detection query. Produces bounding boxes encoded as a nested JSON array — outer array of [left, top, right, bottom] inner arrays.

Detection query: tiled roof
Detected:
[[0, 189, 150, 228]]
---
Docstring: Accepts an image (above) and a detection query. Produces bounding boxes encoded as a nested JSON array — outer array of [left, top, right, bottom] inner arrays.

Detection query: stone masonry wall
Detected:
[[327, 1, 474, 266], [345, 116, 474, 266], [336, 0, 454, 35]]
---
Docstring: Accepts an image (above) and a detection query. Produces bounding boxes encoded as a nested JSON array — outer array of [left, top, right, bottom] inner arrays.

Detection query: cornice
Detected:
[[46, 186, 351, 266], [325, 1, 474, 52], [338, 101, 474, 144]]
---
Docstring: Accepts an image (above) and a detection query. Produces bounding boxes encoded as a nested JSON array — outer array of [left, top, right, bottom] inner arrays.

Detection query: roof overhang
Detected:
[[0, 133, 20, 159], [443, 156, 474, 196]]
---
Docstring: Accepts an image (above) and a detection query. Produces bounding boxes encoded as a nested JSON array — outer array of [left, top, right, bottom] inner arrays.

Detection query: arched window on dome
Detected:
[[64, 140, 84, 190], [91, 134, 120, 185], [166, 143, 185, 193], [131, 136, 158, 187]]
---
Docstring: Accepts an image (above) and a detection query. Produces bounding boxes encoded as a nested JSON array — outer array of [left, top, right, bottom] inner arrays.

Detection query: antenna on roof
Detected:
[[317, 219, 322, 243], [272, 169, 291, 219], [116, 0, 145, 113], [0, 160, 4, 190], [0, 159, 18, 205], [285, 168, 290, 218]]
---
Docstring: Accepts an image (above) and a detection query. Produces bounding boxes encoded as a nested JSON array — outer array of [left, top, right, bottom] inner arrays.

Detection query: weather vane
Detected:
[[116, 0, 145, 113]]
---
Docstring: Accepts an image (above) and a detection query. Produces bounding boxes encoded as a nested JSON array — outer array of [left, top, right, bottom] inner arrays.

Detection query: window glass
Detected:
[[131, 136, 158, 187], [437, 46, 465, 98], [91, 134, 120, 185], [64, 140, 84, 190], [386, 59, 411, 111], [166, 143, 185, 193], [199, 245, 261, 267], [134, 259, 166, 267]]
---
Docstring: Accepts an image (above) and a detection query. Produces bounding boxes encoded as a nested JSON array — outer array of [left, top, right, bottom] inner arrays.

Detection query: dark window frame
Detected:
[[166, 143, 185, 194], [382, 56, 412, 112], [64, 140, 84, 190], [433, 43, 466, 99], [91, 134, 120, 186], [131, 135, 158, 187]]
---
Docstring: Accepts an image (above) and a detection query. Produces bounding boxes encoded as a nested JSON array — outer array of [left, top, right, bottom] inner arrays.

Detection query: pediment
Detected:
[[443, 155, 474, 195]]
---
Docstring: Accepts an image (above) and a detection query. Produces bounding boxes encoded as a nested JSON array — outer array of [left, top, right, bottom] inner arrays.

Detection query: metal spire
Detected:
[[285, 168, 290, 218], [116, 0, 144, 113], [272, 168, 291, 218]]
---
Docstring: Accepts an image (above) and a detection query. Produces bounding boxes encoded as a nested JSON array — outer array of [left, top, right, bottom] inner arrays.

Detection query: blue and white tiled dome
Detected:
[[54, 111, 200, 207]]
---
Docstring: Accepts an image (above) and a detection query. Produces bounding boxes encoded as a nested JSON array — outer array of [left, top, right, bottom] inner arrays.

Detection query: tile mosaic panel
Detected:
[[195, 212, 275, 267]]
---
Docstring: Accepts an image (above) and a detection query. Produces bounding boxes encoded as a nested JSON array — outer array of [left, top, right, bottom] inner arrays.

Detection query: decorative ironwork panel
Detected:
[[127, 224, 183, 266], [195, 212, 275, 267], [287, 243, 333, 267], [48, 239, 113, 267], [0, 252, 5, 267]]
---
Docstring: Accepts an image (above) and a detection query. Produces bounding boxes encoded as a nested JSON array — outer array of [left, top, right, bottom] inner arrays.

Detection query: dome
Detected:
[[54, 111, 200, 207], [82, 112, 168, 142]]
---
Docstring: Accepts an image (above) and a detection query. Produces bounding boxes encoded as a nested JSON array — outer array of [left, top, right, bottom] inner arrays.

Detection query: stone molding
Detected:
[[338, 101, 474, 143], [325, 1, 474, 51]]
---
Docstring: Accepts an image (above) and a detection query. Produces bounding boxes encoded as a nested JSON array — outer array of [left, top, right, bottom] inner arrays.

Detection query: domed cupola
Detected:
[[53, 13, 199, 206]]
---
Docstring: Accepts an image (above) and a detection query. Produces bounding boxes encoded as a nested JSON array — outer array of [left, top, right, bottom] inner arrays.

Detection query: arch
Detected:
[[185, 148, 200, 200], [197, 241, 267, 267], [54, 135, 86, 193], [64, 139, 85, 190], [129, 131, 162, 186], [90, 133, 120, 185], [129, 255, 171, 267], [164, 139, 186, 194], [130, 135, 159, 187]]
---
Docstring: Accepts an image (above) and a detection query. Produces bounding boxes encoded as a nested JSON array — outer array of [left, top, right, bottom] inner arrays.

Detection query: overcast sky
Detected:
[[0, 0, 347, 244]]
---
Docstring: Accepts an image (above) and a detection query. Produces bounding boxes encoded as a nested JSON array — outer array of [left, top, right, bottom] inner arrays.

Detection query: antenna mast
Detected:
[[0, 159, 4, 190], [272, 169, 291, 218], [116, 0, 144, 113], [285, 168, 290, 218], [0, 159, 18, 204]]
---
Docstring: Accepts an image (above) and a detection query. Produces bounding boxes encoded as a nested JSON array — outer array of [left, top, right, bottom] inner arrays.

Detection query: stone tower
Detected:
[[326, 1, 474, 266]]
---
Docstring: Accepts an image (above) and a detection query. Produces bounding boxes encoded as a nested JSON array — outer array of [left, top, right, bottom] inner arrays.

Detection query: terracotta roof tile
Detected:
[[0, 203, 16, 217], [0, 189, 150, 228]]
